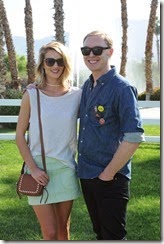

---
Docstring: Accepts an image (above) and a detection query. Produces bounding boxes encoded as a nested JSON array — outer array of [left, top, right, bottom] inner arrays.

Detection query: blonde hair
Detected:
[[35, 41, 72, 87], [83, 30, 113, 48]]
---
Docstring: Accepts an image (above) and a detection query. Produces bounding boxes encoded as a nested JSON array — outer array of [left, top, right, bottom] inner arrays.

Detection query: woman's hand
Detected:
[[31, 167, 49, 186]]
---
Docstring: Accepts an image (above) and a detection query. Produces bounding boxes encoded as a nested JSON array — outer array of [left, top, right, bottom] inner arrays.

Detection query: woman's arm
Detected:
[[16, 91, 49, 186]]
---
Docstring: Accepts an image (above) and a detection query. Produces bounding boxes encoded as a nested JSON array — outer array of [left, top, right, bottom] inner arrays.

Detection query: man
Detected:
[[77, 30, 145, 240]]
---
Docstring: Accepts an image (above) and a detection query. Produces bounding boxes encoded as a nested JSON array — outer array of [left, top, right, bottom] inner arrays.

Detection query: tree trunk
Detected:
[[0, 0, 20, 86], [145, 0, 158, 100], [53, 0, 65, 44], [119, 0, 128, 77], [24, 0, 36, 83]]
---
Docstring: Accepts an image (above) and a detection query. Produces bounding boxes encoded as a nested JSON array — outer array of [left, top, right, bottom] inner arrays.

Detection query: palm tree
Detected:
[[154, 16, 160, 70], [119, 0, 128, 77], [0, 0, 20, 87], [0, 20, 7, 97], [53, 0, 65, 44], [145, 0, 158, 100], [24, 0, 36, 83]]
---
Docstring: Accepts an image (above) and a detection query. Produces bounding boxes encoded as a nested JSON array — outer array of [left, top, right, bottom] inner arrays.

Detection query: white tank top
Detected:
[[27, 87, 82, 169]]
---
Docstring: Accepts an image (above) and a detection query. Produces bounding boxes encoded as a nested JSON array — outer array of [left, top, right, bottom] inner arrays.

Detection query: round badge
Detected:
[[97, 105, 104, 112]]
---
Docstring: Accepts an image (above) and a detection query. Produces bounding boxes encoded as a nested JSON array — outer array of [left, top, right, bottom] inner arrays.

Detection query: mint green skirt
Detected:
[[25, 156, 82, 205]]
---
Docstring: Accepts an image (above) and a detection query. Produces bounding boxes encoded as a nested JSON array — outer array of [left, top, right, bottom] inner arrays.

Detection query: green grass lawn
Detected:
[[143, 125, 160, 136], [0, 139, 160, 241]]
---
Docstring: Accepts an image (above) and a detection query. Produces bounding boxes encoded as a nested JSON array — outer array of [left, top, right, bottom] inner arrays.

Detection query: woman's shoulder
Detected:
[[26, 87, 37, 93], [25, 87, 38, 98]]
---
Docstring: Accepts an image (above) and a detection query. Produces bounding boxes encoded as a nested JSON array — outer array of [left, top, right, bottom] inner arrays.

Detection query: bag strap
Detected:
[[36, 87, 47, 173], [20, 88, 47, 174]]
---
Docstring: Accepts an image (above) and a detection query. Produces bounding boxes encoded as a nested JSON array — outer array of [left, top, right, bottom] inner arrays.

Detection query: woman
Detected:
[[16, 41, 82, 240]]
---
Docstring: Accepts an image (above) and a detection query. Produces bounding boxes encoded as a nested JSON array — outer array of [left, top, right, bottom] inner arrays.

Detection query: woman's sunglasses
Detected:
[[81, 46, 110, 56], [44, 58, 65, 67]]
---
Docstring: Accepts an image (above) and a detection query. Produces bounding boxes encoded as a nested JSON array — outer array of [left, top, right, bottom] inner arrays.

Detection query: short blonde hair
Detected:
[[83, 30, 113, 48], [35, 41, 72, 87]]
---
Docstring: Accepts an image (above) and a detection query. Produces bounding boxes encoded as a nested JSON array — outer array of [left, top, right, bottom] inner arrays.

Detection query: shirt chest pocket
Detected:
[[88, 105, 117, 126]]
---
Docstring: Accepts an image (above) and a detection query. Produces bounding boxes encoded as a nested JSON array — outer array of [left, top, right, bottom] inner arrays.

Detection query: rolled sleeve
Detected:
[[123, 132, 145, 143]]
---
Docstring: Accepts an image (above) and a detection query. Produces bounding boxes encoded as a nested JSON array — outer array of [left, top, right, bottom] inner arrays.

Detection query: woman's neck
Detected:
[[41, 80, 70, 97], [46, 82, 61, 87]]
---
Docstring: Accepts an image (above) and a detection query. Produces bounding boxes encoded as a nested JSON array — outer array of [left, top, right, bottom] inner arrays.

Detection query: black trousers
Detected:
[[80, 173, 130, 240]]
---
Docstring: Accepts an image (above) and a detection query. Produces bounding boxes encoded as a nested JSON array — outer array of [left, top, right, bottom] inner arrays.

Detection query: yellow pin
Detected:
[[97, 105, 104, 112]]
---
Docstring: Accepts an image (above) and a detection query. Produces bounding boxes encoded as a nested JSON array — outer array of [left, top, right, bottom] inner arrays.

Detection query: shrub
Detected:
[[150, 87, 160, 101], [138, 87, 160, 100], [138, 91, 146, 100], [4, 88, 23, 99]]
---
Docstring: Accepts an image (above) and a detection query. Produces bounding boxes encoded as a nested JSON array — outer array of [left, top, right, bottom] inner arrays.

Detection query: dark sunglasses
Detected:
[[44, 58, 65, 67], [80, 46, 110, 56]]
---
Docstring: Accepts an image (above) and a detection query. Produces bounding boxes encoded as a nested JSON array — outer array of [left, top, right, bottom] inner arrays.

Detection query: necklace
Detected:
[[46, 82, 61, 87]]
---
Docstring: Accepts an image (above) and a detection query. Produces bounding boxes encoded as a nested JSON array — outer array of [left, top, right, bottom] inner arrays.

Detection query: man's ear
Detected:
[[109, 48, 114, 56]]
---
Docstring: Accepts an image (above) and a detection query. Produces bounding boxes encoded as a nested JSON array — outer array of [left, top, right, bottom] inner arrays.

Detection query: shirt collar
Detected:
[[89, 66, 116, 86]]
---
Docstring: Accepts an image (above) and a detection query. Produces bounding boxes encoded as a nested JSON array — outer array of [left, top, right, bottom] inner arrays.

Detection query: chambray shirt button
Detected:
[[79, 153, 81, 156], [85, 114, 88, 117], [83, 127, 85, 130], [80, 140, 83, 143]]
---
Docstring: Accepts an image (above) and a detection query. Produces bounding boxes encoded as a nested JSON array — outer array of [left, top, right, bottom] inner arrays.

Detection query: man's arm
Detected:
[[99, 140, 140, 181]]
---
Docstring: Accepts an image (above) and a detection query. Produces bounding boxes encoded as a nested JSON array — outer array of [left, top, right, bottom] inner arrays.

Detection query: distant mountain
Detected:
[[5, 33, 69, 61], [4, 36, 53, 60]]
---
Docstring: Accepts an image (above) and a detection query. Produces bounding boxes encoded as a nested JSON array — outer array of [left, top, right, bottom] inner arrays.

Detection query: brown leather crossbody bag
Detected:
[[16, 88, 48, 203]]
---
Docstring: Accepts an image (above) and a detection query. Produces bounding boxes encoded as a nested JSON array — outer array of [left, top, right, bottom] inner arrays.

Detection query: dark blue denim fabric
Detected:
[[77, 66, 144, 179]]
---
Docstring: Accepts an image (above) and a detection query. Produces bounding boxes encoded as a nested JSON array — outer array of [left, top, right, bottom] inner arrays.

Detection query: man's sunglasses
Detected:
[[44, 58, 65, 67], [80, 46, 110, 56]]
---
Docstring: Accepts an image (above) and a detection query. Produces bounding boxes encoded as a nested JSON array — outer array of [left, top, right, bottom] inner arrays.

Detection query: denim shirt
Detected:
[[77, 66, 145, 179]]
